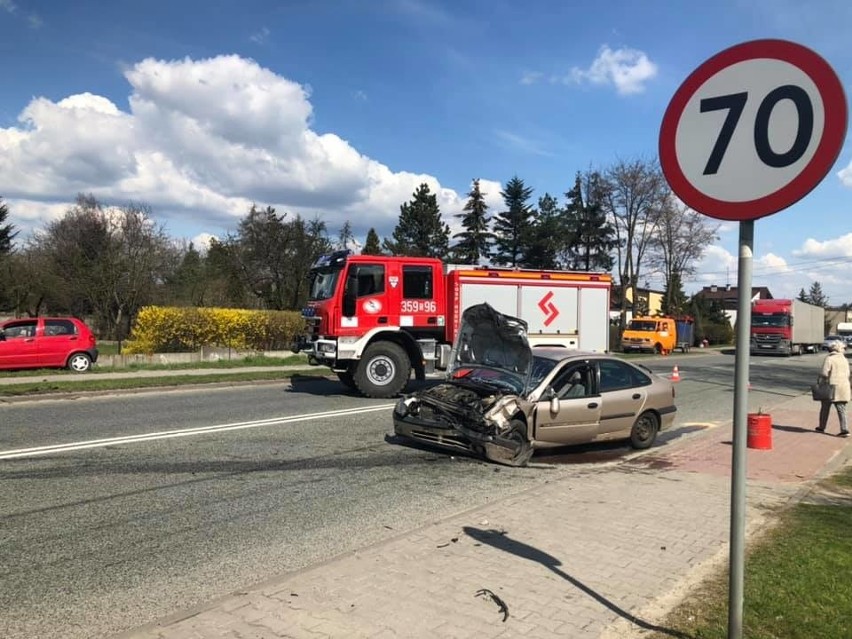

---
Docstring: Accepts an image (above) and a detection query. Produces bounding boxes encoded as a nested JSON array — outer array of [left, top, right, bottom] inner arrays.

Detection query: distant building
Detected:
[[824, 305, 852, 334], [693, 285, 774, 327], [610, 285, 665, 322]]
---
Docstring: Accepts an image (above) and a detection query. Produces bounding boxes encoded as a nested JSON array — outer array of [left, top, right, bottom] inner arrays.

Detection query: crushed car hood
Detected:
[[448, 303, 532, 389]]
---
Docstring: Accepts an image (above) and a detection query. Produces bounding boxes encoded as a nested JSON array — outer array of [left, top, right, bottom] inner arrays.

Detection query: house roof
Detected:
[[695, 285, 773, 307]]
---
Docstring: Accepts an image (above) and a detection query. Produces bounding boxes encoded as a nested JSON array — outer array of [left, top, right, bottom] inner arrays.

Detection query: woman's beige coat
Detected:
[[820, 351, 851, 402]]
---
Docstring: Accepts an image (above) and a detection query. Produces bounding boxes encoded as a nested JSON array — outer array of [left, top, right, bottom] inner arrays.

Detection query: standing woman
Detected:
[[816, 339, 851, 437]]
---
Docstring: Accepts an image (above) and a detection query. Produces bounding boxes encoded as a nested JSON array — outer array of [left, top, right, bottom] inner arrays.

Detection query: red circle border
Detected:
[[659, 39, 848, 221]]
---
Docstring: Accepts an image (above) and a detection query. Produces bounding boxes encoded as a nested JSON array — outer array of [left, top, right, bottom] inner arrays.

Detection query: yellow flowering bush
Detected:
[[123, 306, 303, 354]]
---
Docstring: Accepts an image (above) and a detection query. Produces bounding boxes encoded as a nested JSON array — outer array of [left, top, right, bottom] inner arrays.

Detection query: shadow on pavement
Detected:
[[462, 526, 695, 639], [771, 423, 813, 434]]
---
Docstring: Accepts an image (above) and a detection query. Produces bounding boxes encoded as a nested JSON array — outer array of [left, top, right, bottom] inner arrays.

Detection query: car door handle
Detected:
[[632, 393, 641, 400], [587, 402, 598, 408]]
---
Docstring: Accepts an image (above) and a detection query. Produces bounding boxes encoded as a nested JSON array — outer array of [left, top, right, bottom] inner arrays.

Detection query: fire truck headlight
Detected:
[[318, 343, 336, 353]]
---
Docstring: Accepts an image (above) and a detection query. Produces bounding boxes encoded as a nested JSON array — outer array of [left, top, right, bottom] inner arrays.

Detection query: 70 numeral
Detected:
[[700, 85, 814, 175]]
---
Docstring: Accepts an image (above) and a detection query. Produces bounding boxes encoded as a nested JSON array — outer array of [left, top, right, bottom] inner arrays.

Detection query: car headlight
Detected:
[[394, 397, 418, 417]]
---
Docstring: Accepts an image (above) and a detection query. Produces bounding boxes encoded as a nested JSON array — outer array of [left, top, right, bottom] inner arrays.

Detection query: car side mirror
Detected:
[[549, 393, 560, 415]]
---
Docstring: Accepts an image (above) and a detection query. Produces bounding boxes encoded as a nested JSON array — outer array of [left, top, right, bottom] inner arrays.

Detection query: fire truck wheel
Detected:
[[336, 371, 357, 390], [354, 342, 411, 398]]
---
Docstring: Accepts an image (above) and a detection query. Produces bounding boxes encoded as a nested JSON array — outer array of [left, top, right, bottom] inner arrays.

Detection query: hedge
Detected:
[[123, 306, 304, 354]]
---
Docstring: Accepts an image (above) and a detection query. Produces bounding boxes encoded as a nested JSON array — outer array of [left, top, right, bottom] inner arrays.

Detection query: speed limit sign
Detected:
[[659, 39, 847, 221]]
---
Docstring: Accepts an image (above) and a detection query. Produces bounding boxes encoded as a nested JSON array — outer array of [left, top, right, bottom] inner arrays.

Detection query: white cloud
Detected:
[[793, 234, 852, 257], [191, 232, 217, 252], [0, 54, 477, 244], [0, 0, 41, 28], [494, 130, 553, 157], [519, 71, 543, 85], [837, 161, 852, 188], [563, 45, 658, 95], [249, 27, 270, 45]]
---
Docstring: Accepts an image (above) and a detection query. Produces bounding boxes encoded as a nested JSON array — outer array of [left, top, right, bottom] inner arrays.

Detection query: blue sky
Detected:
[[2, 0, 852, 302]]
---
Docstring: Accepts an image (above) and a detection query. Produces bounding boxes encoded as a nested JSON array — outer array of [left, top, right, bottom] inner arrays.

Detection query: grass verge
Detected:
[[647, 464, 852, 639], [0, 354, 308, 378], [0, 368, 326, 396]]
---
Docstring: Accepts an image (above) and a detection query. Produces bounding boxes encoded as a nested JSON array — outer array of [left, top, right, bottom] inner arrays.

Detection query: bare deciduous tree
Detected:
[[599, 158, 668, 322], [649, 193, 720, 314], [29, 194, 174, 342]]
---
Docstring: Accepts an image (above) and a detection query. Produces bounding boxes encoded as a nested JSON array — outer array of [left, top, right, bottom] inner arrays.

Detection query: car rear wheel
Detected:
[[67, 353, 92, 373], [353, 342, 411, 398], [630, 411, 659, 449]]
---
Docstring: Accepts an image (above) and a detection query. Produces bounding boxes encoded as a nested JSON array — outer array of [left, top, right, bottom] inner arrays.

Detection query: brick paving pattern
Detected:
[[112, 394, 850, 639]]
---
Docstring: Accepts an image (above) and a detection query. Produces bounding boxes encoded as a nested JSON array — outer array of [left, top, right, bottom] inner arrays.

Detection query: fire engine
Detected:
[[292, 250, 612, 398]]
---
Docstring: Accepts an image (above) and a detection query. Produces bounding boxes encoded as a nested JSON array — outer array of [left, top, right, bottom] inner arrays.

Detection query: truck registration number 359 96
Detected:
[[401, 300, 437, 313]]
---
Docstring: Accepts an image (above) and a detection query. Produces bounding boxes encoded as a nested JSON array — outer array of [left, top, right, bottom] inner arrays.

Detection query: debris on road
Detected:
[[475, 588, 509, 622]]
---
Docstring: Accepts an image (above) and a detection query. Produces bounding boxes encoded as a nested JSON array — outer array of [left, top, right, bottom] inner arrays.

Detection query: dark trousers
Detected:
[[819, 401, 849, 433]]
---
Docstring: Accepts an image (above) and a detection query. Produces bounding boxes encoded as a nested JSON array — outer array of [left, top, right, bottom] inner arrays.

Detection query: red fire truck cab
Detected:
[[292, 250, 612, 398]]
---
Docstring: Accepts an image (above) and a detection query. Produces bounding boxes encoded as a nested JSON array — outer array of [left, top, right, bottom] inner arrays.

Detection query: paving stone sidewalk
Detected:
[[113, 393, 850, 639]]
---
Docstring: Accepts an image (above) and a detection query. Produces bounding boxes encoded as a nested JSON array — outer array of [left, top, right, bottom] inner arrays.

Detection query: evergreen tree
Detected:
[[492, 176, 534, 267], [450, 179, 493, 264], [382, 183, 450, 258], [336, 220, 356, 251], [0, 197, 18, 311], [661, 270, 689, 316], [561, 173, 617, 272], [808, 281, 829, 307], [797, 287, 809, 303], [521, 193, 560, 269], [362, 228, 382, 255], [0, 197, 17, 256]]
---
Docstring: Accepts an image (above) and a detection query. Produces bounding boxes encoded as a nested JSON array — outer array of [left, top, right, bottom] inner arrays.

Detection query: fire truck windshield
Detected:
[[751, 314, 790, 328], [308, 267, 342, 301]]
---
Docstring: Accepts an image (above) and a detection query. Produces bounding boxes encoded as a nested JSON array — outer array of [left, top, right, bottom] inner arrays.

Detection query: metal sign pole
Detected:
[[728, 219, 754, 639]]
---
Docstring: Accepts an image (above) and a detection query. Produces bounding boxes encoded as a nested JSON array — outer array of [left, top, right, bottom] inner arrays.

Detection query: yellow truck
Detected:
[[621, 316, 694, 355]]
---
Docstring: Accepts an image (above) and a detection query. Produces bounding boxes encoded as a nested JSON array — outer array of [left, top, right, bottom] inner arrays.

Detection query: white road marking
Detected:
[[0, 404, 395, 460]]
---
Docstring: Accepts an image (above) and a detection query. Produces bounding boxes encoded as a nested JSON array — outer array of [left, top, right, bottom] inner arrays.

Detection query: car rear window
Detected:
[[44, 319, 77, 337]]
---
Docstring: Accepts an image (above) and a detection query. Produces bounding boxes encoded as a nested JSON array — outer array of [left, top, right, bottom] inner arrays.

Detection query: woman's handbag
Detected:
[[811, 380, 835, 401]]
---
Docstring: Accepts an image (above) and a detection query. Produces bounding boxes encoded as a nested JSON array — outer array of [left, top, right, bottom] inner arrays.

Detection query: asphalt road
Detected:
[[0, 350, 825, 638]]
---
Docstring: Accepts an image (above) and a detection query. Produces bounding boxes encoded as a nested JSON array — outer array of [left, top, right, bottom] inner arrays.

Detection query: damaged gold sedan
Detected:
[[392, 303, 677, 466]]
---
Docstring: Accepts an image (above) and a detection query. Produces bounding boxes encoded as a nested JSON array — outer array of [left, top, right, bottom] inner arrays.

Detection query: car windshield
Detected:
[[448, 303, 532, 390], [451, 365, 526, 394], [529, 355, 559, 388], [627, 320, 657, 331], [307, 267, 342, 301]]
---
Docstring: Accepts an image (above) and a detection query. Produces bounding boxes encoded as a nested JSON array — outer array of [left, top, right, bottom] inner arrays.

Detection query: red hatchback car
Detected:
[[0, 317, 99, 372]]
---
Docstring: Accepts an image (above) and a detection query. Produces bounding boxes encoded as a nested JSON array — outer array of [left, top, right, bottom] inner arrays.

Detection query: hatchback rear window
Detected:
[[44, 319, 77, 336]]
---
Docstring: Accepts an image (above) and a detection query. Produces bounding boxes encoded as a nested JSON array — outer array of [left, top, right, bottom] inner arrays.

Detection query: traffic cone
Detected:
[[671, 365, 681, 382]]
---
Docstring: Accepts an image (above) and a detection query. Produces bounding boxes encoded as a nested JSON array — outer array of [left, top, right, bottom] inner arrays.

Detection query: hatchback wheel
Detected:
[[67, 353, 92, 373]]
